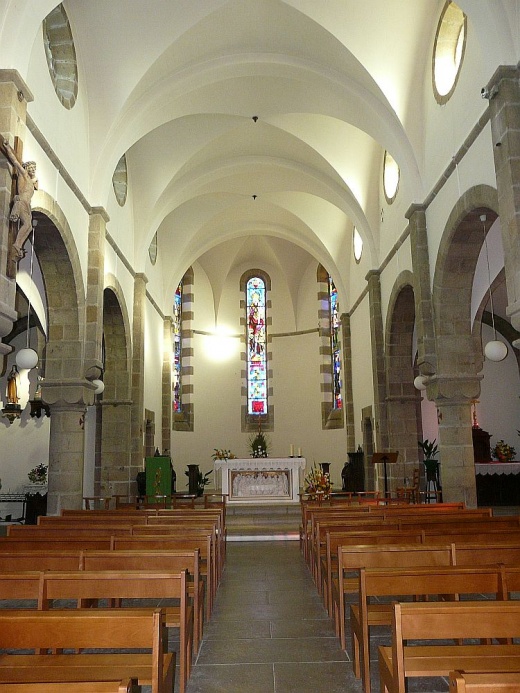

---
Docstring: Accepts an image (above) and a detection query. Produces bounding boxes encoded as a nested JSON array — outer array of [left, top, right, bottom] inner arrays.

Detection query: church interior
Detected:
[[0, 2, 520, 691]]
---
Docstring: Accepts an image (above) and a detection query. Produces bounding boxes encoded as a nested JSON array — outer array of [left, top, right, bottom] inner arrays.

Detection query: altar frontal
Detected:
[[215, 458, 305, 504]]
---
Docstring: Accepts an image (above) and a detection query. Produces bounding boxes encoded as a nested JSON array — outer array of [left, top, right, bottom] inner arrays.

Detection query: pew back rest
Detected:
[[0, 681, 136, 693], [453, 544, 520, 566], [339, 543, 455, 573], [449, 671, 520, 692]]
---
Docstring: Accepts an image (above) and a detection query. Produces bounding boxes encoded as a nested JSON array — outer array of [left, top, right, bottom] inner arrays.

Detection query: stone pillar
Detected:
[[84, 207, 108, 378], [341, 312, 355, 450], [366, 270, 389, 452], [99, 399, 132, 498], [0, 71, 34, 362], [429, 376, 479, 505], [45, 392, 93, 514], [162, 317, 173, 454], [486, 65, 520, 346], [407, 204, 437, 377], [130, 273, 147, 479]]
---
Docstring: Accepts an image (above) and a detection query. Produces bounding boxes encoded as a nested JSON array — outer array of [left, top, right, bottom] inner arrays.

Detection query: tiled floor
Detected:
[[186, 541, 359, 693]]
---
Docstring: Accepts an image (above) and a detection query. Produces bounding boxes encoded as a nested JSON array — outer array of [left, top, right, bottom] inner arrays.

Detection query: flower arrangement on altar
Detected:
[[304, 462, 332, 500], [248, 426, 270, 458], [492, 439, 516, 463], [211, 449, 236, 461]]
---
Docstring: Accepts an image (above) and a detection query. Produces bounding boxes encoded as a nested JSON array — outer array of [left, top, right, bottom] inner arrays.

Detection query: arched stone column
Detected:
[[486, 65, 520, 344], [385, 275, 422, 492], [341, 312, 355, 450], [366, 270, 389, 453], [130, 273, 147, 476]]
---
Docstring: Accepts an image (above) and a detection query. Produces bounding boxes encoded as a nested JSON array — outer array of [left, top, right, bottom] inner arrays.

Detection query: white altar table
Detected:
[[215, 458, 306, 504]]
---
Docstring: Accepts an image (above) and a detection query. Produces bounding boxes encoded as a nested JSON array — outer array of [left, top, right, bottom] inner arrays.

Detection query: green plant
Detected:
[[28, 463, 48, 484], [185, 468, 213, 496], [418, 439, 439, 460], [492, 440, 516, 462], [248, 427, 270, 458]]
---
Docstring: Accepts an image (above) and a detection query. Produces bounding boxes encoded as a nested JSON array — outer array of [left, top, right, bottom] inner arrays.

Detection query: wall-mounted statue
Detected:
[[1, 139, 38, 263]]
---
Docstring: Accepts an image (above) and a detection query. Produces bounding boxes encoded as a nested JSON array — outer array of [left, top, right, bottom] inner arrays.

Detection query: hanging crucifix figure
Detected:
[[1, 138, 38, 270]]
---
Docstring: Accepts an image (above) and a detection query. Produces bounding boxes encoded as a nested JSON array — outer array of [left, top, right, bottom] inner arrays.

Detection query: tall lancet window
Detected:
[[329, 275, 342, 410], [173, 282, 182, 413], [246, 276, 267, 415]]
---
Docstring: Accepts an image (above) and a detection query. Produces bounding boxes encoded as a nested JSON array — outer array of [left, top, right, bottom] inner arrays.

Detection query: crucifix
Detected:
[[1, 136, 38, 278]]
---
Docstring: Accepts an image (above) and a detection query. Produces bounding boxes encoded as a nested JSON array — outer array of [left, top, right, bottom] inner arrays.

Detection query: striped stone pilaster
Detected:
[[486, 65, 520, 345], [407, 204, 437, 376], [341, 312, 355, 449], [162, 316, 173, 449], [84, 207, 108, 379], [366, 269, 389, 452], [130, 273, 147, 475], [174, 268, 194, 431]]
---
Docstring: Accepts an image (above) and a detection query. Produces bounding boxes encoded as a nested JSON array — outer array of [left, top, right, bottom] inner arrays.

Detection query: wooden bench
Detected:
[[351, 564, 505, 693], [449, 670, 520, 691], [0, 608, 174, 693], [112, 534, 215, 619], [39, 570, 191, 693], [1, 681, 137, 693], [81, 548, 205, 651], [378, 601, 520, 693], [0, 537, 113, 551], [332, 543, 455, 651], [321, 529, 424, 615], [0, 551, 80, 571]]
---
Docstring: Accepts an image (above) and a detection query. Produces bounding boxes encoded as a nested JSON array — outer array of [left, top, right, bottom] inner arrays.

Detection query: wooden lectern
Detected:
[[371, 451, 399, 498]]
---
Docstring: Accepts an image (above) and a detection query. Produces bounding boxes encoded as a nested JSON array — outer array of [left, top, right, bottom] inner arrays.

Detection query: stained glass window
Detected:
[[246, 276, 267, 415], [172, 282, 182, 413], [329, 275, 342, 410]]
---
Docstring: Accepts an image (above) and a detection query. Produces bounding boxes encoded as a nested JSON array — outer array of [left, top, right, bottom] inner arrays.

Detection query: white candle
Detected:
[[290, 444, 294, 457], [298, 447, 302, 457]]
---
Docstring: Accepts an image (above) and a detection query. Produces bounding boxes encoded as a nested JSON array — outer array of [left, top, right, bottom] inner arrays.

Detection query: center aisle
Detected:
[[185, 541, 361, 693]]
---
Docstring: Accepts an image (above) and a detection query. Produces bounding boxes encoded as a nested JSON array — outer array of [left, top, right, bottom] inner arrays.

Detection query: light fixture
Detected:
[[92, 379, 105, 395], [480, 215, 508, 362], [414, 375, 428, 391], [15, 221, 38, 371]]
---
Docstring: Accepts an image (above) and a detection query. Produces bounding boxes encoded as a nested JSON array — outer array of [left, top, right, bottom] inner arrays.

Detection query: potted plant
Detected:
[[418, 439, 439, 482], [27, 463, 48, 485], [185, 467, 213, 496]]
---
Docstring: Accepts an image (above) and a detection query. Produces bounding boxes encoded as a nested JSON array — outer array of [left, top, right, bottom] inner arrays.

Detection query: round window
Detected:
[[432, 2, 466, 104]]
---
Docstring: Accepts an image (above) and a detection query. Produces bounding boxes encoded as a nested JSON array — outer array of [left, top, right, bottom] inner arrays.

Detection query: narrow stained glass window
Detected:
[[329, 275, 342, 410], [247, 276, 267, 415], [173, 282, 182, 413]]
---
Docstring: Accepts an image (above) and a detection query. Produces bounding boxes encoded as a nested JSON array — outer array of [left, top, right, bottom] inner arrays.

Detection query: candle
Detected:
[[290, 444, 294, 457], [298, 447, 302, 457]]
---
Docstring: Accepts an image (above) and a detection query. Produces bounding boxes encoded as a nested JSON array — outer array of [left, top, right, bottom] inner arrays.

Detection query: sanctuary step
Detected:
[[225, 502, 301, 541]]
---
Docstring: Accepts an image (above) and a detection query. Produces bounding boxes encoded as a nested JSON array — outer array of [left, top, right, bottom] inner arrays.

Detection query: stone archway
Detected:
[[97, 284, 132, 498], [31, 206, 90, 514], [385, 271, 422, 492], [431, 185, 499, 504]]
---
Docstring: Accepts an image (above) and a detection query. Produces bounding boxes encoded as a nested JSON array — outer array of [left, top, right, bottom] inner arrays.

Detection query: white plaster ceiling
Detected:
[[3, 0, 518, 314]]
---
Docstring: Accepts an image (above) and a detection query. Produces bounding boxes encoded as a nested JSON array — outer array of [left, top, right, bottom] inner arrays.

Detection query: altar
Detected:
[[475, 462, 520, 506], [214, 458, 306, 504]]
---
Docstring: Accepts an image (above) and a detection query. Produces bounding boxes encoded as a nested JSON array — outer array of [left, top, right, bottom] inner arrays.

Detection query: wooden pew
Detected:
[[351, 564, 505, 693], [0, 571, 41, 605], [453, 544, 520, 566], [0, 609, 174, 693], [378, 601, 520, 693], [0, 537, 113, 551], [39, 570, 191, 693], [0, 551, 82, 571], [112, 535, 215, 619], [7, 525, 133, 537], [449, 670, 520, 692], [81, 549, 205, 651], [1, 681, 137, 693], [321, 529, 423, 615], [332, 543, 455, 651]]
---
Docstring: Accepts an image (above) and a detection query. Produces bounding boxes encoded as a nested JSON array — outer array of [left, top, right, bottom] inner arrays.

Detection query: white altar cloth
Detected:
[[475, 462, 520, 475], [215, 457, 306, 504]]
